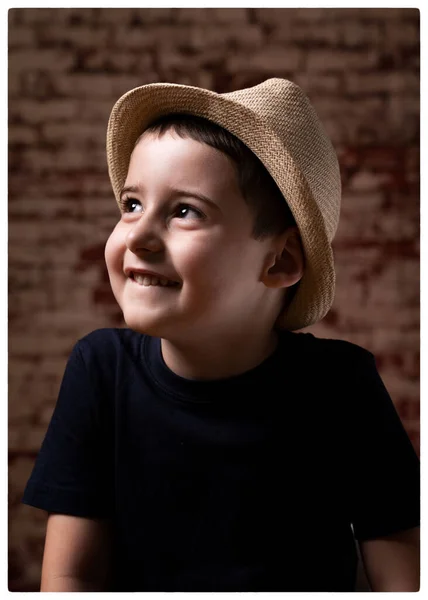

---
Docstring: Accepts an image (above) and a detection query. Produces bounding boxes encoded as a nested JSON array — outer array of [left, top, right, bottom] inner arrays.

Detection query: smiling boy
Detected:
[[105, 124, 303, 380], [22, 79, 420, 592]]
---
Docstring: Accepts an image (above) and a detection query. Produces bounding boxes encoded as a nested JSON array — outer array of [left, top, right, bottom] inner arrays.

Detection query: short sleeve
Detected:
[[346, 348, 420, 541], [22, 339, 114, 518]]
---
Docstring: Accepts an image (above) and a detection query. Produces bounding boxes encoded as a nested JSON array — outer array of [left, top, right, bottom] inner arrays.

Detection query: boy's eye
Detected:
[[174, 204, 204, 220], [120, 197, 142, 213], [119, 197, 204, 220]]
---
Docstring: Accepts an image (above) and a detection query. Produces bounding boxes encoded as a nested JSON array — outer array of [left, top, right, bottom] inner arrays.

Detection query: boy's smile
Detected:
[[104, 129, 292, 376]]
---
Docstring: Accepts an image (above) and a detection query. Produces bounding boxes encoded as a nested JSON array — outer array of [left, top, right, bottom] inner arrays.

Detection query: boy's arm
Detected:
[[40, 513, 113, 591], [358, 526, 420, 591]]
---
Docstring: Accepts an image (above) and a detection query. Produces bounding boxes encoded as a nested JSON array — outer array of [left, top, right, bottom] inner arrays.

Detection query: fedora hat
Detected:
[[106, 78, 341, 331]]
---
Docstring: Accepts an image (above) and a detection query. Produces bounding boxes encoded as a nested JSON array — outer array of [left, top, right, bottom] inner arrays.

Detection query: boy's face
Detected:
[[105, 130, 281, 340]]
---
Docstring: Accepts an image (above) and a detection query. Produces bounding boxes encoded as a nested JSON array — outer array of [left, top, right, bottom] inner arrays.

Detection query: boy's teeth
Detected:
[[133, 273, 175, 287], [143, 276, 157, 286]]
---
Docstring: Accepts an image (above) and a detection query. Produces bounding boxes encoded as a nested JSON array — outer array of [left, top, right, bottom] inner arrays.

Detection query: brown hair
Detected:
[[140, 113, 296, 241]]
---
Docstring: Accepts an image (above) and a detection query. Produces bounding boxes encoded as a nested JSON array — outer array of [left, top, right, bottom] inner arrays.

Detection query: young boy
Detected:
[[22, 78, 420, 592]]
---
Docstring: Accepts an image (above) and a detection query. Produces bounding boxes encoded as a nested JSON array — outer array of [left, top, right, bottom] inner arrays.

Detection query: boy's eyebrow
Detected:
[[120, 184, 220, 210]]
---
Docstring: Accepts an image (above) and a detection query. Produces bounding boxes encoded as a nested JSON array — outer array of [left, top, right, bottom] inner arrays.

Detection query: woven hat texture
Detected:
[[106, 78, 341, 331]]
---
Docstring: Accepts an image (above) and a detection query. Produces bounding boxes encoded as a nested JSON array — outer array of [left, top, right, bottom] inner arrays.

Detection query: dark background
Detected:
[[8, 8, 419, 591]]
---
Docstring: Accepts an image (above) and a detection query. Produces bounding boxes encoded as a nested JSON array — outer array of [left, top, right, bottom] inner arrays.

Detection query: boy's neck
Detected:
[[160, 329, 279, 381]]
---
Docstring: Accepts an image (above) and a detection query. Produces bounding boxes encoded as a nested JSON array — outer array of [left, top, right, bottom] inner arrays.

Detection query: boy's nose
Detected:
[[125, 215, 164, 254]]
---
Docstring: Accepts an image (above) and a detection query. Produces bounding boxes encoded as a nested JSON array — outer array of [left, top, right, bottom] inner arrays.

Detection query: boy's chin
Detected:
[[122, 311, 176, 338], [124, 317, 161, 337]]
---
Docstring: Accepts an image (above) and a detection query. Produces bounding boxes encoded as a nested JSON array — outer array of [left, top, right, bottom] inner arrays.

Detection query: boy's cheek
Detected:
[[104, 230, 123, 272]]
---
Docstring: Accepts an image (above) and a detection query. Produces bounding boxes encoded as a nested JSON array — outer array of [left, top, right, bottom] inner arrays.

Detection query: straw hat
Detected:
[[106, 78, 341, 331]]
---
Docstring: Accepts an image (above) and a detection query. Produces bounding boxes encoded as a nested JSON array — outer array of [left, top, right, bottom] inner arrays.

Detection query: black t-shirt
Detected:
[[22, 327, 420, 592]]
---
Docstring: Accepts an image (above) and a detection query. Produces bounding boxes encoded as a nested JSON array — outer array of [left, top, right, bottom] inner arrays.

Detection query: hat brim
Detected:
[[106, 82, 335, 331]]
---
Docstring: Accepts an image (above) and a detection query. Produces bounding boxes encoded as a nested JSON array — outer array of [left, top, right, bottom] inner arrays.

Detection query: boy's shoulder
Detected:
[[289, 330, 375, 370], [78, 326, 141, 345], [74, 327, 145, 365], [291, 330, 373, 355]]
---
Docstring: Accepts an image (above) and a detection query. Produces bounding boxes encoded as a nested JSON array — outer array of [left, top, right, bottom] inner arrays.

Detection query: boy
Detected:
[[22, 78, 420, 592]]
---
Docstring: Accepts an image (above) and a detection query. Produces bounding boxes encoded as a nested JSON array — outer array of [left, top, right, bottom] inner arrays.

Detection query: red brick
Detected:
[[8, 126, 38, 145], [197, 24, 264, 52], [39, 25, 110, 47], [95, 7, 174, 25], [112, 25, 173, 50], [9, 49, 75, 73], [384, 20, 420, 47], [307, 48, 378, 71], [10, 98, 76, 124], [175, 8, 228, 23], [346, 71, 419, 95], [229, 46, 302, 74], [55, 73, 145, 99], [255, 8, 325, 24], [42, 121, 104, 146], [132, 8, 176, 23], [347, 171, 391, 193], [273, 19, 344, 47], [14, 7, 60, 25], [8, 25, 36, 47], [362, 8, 419, 20], [85, 49, 153, 73], [294, 73, 341, 94], [340, 22, 382, 48], [210, 8, 249, 23]]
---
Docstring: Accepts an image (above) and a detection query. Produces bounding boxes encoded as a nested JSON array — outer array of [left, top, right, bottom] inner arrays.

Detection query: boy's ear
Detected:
[[261, 227, 305, 289]]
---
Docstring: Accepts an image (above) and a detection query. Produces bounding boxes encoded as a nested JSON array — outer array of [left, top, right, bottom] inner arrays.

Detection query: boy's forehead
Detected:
[[124, 131, 252, 218], [128, 130, 241, 190], [133, 127, 215, 155]]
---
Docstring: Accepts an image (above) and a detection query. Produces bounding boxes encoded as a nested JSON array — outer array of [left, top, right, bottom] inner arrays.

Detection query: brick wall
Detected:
[[8, 8, 419, 592]]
